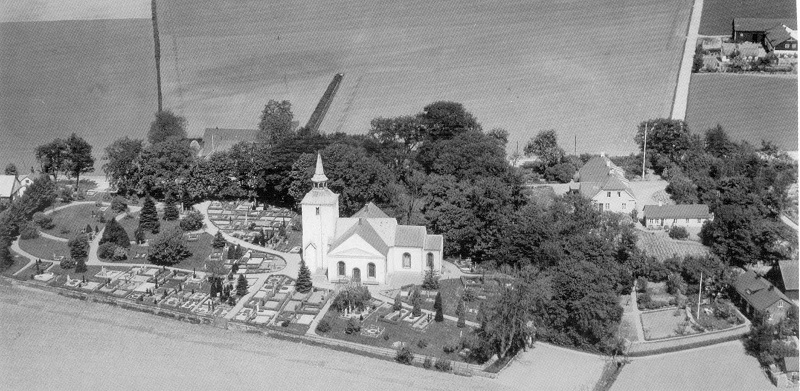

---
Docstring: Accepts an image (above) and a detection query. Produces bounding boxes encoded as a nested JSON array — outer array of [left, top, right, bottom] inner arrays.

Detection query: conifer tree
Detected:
[[434, 292, 444, 322], [139, 194, 158, 231], [456, 299, 466, 328], [212, 231, 226, 249], [162, 193, 179, 221], [75, 257, 87, 273], [393, 292, 403, 311], [296, 259, 312, 293], [100, 218, 130, 248], [412, 289, 422, 317], [236, 273, 248, 297]]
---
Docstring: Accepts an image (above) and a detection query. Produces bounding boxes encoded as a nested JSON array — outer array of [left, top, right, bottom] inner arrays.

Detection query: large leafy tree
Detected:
[[257, 100, 294, 146], [102, 137, 144, 195], [365, 115, 424, 179], [523, 129, 565, 167], [634, 119, 693, 175], [136, 138, 195, 196], [68, 233, 89, 261], [147, 226, 190, 266], [417, 101, 481, 142], [148, 110, 187, 145], [35, 138, 68, 182], [415, 130, 509, 181], [64, 133, 95, 192]]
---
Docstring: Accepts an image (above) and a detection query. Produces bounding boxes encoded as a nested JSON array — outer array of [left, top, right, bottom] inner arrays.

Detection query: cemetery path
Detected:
[[85, 206, 141, 267], [37, 230, 68, 243], [223, 273, 270, 320], [306, 295, 335, 336]]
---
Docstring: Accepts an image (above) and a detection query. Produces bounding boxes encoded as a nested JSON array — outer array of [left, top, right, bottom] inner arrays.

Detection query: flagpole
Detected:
[[697, 270, 703, 320]]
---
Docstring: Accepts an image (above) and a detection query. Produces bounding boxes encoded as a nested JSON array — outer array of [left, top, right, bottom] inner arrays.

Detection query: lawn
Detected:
[[318, 302, 474, 362], [114, 214, 216, 271], [698, 0, 796, 35], [640, 308, 696, 340], [0, 254, 34, 278], [686, 74, 798, 151], [637, 230, 710, 261], [17, 236, 70, 261], [413, 278, 483, 322], [43, 203, 111, 239]]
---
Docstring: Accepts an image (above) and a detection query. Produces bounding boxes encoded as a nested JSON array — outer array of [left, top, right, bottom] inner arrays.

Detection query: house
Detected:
[[732, 18, 798, 51], [733, 270, 794, 324], [301, 154, 443, 285], [778, 260, 799, 304], [642, 204, 713, 228], [575, 154, 636, 213], [0, 175, 28, 203], [198, 128, 258, 157], [783, 357, 799, 384]]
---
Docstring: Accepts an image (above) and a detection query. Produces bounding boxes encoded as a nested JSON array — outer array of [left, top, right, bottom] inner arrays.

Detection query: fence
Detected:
[[627, 322, 750, 356]]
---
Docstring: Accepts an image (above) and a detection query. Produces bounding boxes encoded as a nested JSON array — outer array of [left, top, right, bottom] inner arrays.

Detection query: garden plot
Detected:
[[637, 231, 710, 261], [641, 308, 697, 340]]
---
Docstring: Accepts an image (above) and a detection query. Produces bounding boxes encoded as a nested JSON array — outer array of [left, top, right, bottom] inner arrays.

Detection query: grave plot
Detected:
[[206, 201, 300, 252]]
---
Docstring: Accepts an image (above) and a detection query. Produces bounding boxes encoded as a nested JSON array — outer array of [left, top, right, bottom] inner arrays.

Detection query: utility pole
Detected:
[[697, 270, 703, 320], [641, 123, 648, 180], [574, 134, 577, 155]]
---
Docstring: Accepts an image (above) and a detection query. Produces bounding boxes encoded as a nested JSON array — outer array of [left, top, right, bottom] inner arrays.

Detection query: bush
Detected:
[[75, 258, 87, 273], [97, 242, 117, 259], [281, 320, 290, 327], [316, 319, 331, 333], [111, 196, 128, 213], [635, 277, 648, 293], [179, 210, 204, 231], [112, 246, 128, 262], [422, 357, 433, 369], [434, 358, 452, 372], [668, 226, 689, 240], [19, 223, 39, 240], [443, 343, 458, 354], [462, 288, 476, 302], [60, 259, 76, 269], [32, 212, 54, 229], [395, 347, 414, 365], [417, 339, 429, 349], [345, 317, 361, 334]]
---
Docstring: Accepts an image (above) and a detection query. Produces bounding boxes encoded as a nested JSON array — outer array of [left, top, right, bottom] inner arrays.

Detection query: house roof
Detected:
[[576, 155, 634, 199], [779, 260, 799, 291], [643, 204, 712, 219], [578, 156, 620, 183], [329, 218, 390, 255], [784, 356, 799, 373], [424, 235, 443, 251], [395, 225, 426, 248], [200, 128, 258, 156], [733, 18, 797, 32], [352, 202, 390, 219], [733, 270, 792, 312], [0, 175, 19, 198], [300, 187, 339, 206], [766, 25, 795, 46]]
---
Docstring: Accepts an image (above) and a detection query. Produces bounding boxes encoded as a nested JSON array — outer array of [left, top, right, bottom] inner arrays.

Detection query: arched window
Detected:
[[337, 261, 345, 276], [368, 263, 376, 278], [402, 253, 411, 269], [427, 253, 434, 268]]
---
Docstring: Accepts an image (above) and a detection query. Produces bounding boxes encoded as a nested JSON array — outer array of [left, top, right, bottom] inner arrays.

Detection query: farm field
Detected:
[[685, 74, 798, 151], [156, 0, 692, 156], [0, 18, 156, 171], [698, 0, 797, 35]]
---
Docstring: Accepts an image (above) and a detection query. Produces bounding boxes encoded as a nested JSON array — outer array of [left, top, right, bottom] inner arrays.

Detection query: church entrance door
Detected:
[[352, 268, 361, 283]]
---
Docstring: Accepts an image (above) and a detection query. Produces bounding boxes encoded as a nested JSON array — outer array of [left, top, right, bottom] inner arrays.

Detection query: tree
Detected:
[[0, 240, 13, 269], [434, 292, 444, 322], [257, 100, 294, 146], [236, 273, 248, 297], [366, 115, 424, 178], [162, 192, 179, 221], [4, 163, 17, 176], [418, 101, 481, 141], [75, 257, 87, 273], [524, 129, 565, 168], [634, 119, 693, 175], [63, 133, 95, 192], [704, 125, 736, 159], [147, 226, 191, 266], [179, 210, 204, 232], [456, 299, 466, 328], [99, 217, 131, 248], [148, 110, 187, 144], [35, 138, 68, 182], [393, 292, 403, 311], [139, 195, 158, 232], [422, 261, 439, 290], [296, 259, 313, 293], [412, 289, 422, 317], [692, 44, 704, 73], [212, 231, 226, 249], [102, 137, 144, 195], [136, 138, 195, 196], [68, 233, 89, 262]]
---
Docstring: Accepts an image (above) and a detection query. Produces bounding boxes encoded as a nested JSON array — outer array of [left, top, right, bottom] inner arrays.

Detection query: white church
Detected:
[[301, 154, 444, 285]]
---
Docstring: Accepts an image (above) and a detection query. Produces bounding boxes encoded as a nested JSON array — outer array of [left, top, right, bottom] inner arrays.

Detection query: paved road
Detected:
[[670, 0, 704, 120]]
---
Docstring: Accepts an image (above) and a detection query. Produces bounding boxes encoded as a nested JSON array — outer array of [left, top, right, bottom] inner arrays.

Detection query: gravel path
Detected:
[[670, 0, 704, 120]]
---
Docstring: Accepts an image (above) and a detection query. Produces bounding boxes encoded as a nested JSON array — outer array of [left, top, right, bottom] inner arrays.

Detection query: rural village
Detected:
[[0, 0, 798, 390]]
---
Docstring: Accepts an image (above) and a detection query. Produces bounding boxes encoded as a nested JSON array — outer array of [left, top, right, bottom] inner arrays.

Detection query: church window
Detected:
[[337, 261, 345, 276], [402, 253, 411, 269], [427, 253, 434, 268], [368, 263, 376, 278]]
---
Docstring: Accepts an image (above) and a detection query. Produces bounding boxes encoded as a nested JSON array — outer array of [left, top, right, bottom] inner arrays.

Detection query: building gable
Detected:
[[328, 234, 386, 258]]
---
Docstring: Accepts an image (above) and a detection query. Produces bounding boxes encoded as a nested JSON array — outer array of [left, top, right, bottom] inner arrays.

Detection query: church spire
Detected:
[[311, 153, 328, 187]]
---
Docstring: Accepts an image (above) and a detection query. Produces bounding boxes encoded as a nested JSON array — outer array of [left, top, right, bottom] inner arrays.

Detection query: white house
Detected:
[[642, 204, 713, 228], [576, 155, 636, 213], [301, 154, 443, 285], [0, 174, 31, 203]]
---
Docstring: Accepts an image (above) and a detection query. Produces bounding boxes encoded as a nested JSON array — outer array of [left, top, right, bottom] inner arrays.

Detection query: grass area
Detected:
[[414, 278, 482, 322], [686, 74, 798, 151], [0, 254, 34, 278], [17, 236, 70, 260], [637, 230, 710, 261], [646, 282, 674, 304], [698, 0, 796, 35], [43, 203, 110, 239], [318, 303, 473, 362], [618, 316, 639, 342], [114, 214, 216, 271], [640, 308, 695, 340]]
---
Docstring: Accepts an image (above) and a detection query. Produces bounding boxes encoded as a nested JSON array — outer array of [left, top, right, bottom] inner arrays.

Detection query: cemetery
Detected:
[[39, 203, 108, 240], [206, 201, 300, 252]]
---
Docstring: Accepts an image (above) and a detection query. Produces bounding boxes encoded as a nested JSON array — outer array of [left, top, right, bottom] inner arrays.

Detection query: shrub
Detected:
[[316, 319, 331, 333], [281, 320, 290, 327], [60, 187, 73, 203], [668, 226, 689, 240], [443, 343, 458, 354], [345, 317, 361, 335], [179, 210, 204, 231], [112, 246, 128, 262], [383, 333, 390, 341], [97, 242, 117, 259], [434, 358, 452, 372], [423, 357, 433, 369], [19, 223, 39, 240], [635, 277, 648, 293], [60, 259, 76, 269], [395, 347, 414, 365], [59, 226, 71, 235], [393, 292, 403, 311], [32, 212, 54, 229], [462, 288, 477, 302], [417, 339, 429, 349], [75, 258, 87, 273], [111, 196, 128, 213]]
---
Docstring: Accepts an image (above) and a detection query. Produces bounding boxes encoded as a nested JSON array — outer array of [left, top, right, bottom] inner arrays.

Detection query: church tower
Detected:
[[300, 154, 339, 273]]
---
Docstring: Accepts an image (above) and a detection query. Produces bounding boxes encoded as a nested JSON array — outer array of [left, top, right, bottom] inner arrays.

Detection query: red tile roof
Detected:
[[779, 260, 799, 291], [733, 270, 792, 312], [643, 204, 712, 219]]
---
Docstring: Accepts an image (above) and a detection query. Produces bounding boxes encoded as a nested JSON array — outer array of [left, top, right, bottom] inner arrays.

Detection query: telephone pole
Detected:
[[641, 123, 648, 180]]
